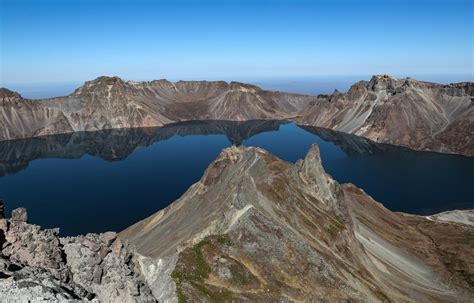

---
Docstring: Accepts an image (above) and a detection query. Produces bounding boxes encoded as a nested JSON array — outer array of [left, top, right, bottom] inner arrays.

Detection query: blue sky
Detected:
[[1, 0, 473, 87]]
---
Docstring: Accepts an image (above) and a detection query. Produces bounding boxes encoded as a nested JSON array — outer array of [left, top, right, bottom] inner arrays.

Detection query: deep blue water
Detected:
[[0, 120, 472, 236]]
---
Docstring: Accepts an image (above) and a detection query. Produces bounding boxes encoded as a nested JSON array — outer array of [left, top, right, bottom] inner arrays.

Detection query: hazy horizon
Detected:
[[3, 73, 472, 99], [1, 0, 472, 88]]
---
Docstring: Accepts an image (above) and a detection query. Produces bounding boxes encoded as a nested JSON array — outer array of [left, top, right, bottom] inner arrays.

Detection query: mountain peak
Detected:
[[368, 74, 401, 92], [91, 76, 125, 85], [201, 145, 270, 186], [0, 88, 22, 99], [81, 76, 126, 89], [229, 81, 261, 91], [299, 144, 338, 202], [73, 76, 128, 95], [303, 143, 322, 163], [120, 142, 473, 302], [370, 74, 398, 80], [205, 144, 337, 204]]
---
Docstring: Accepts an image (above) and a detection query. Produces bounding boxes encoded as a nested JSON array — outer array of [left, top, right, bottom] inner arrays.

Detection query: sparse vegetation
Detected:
[[171, 234, 235, 302], [216, 234, 233, 246]]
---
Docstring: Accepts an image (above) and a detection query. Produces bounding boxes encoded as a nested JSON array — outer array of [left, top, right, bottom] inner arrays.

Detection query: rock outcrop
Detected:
[[298, 75, 474, 155], [0, 144, 473, 302], [1, 75, 472, 155], [0, 79, 306, 142], [120, 145, 474, 302], [0, 201, 155, 302], [427, 209, 474, 226]]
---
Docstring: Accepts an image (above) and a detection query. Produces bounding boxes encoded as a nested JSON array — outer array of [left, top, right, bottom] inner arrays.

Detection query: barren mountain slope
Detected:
[[1, 75, 472, 155], [0, 78, 310, 142], [298, 75, 473, 155], [120, 144, 473, 302]]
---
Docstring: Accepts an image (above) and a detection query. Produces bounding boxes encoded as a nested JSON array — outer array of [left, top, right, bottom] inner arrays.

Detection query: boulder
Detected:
[[11, 207, 27, 223]]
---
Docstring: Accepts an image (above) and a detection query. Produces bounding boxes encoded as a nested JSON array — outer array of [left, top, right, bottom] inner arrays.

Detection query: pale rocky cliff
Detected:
[[0, 78, 307, 142], [1, 145, 472, 301], [120, 145, 474, 302], [298, 75, 473, 155], [1, 75, 472, 155]]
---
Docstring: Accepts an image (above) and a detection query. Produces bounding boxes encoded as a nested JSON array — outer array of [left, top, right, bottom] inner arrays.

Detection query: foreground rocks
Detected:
[[1, 75, 472, 156], [0, 200, 155, 302], [0, 145, 472, 302]]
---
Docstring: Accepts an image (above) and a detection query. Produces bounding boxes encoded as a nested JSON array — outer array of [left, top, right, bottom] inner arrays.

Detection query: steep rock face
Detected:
[[1, 75, 472, 155], [298, 75, 473, 155], [0, 78, 308, 142], [0, 79, 173, 140], [120, 145, 473, 302], [0, 145, 472, 302]]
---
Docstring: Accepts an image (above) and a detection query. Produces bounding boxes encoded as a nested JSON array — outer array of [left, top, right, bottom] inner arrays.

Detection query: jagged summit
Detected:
[[74, 76, 264, 94], [369, 74, 399, 81], [367, 74, 401, 92], [73, 75, 127, 95], [229, 81, 261, 91], [214, 143, 329, 177], [212, 144, 267, 163], [91, 75, 125, 84], [0, 87, 22, 99], [299, 76, 473, 155], [0, 75, 472, 155], [0, 144, 473, 301], [119, 144, 473, 302]]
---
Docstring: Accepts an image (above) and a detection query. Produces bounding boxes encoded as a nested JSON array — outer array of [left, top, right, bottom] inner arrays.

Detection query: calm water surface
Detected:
[[0, 120, 472, 235]]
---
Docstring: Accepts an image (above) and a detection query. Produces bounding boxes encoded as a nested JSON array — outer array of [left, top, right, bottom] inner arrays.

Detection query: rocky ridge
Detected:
[[427, 209, 474, 226], [297, 75, 474, 155], [0, 78, 306, 142], [1, 75, 472, 155], [0, 145, 473, 302], [121, 144, 474, 302]]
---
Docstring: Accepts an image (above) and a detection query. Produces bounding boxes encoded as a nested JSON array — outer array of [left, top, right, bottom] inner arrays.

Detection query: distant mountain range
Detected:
[[1, 75, 472, 155]]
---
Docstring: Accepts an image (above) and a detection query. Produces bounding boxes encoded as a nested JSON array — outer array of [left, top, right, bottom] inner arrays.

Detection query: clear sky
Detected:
[[1, 0, 473, 86]]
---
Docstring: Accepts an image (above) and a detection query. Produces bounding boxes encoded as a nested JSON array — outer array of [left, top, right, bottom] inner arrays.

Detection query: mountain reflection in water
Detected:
[[0, 120, 472, 235]]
